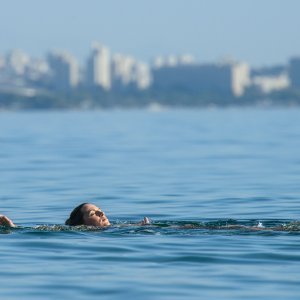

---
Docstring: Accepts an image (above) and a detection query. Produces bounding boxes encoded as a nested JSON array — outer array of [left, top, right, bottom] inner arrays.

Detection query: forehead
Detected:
[[81, 204, 100, 213]]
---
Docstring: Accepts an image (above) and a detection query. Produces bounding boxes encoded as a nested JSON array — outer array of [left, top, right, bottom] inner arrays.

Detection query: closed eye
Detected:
[[88, 210, 103, 217], [88, 210, 96, 217]]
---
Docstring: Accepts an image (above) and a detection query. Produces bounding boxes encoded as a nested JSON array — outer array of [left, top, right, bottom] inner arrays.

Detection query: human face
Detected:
[[81, 204, 110, 227]]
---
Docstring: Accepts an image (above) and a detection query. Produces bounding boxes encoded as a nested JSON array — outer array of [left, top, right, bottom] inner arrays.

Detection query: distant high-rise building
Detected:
[[132, 62, 152, 90], [231, 62, 250, 97], [111, 54, 152, 90], [86, 42, 111, 90], [152, 61, 250, 97], [153, 56, 165, 69], [289, 57, 300, 89], [47, 51, 79, 90], [25, 59, 50, 82], [6, 49, 30, 76], [250, 66, 290, 94], [165, 55, 178, 67], [251, 74, 290, 94], [111, 54, 135, 88]]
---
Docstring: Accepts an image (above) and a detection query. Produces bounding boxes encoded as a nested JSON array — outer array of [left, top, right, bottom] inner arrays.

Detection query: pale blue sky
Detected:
[[0, 0, 299, 67]]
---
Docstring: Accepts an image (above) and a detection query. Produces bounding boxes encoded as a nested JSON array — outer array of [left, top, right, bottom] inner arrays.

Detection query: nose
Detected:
[[96, 210, 104, 217]]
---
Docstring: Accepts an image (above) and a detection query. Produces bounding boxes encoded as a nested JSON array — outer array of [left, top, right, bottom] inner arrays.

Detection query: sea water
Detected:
[[0, 108, 300, 299]]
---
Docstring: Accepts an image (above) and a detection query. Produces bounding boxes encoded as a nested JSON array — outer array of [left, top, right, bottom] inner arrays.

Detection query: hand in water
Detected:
[[141, 217, 150, 225], [0, 215, 16, 227]]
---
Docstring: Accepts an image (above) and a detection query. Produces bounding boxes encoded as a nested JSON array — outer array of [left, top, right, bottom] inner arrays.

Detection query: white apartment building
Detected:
[[231, 62, 251, 97], [6, 49, 30, 76], [86, 43, 111, 90], [251, 73, 290, 93], [111, 54, 152, 90], [132, 62, 152, 90], [111, 54, 135, 87]]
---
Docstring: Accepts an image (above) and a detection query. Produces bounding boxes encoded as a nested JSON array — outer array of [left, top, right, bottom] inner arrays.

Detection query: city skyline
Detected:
[[0, 42, 299, 69], [0, 38, 299, 110], [1, 40, 299, 99], [0, 0, 300, 67]]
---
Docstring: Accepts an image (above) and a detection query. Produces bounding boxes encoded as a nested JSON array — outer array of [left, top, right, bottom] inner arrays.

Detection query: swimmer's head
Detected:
[[65, 203, 110, 227]]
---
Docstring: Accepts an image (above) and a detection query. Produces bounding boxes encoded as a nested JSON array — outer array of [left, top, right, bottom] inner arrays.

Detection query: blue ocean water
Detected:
[[0, 109, 300, 299]]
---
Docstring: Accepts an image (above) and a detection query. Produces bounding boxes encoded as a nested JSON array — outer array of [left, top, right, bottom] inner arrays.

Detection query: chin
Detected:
[[101, 220, 110, 227], [98, 218, 110, 227]]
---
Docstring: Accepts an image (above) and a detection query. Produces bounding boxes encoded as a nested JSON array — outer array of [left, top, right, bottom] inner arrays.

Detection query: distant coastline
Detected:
[[1, 45, 300, 111], [1, 88, 300, 110]]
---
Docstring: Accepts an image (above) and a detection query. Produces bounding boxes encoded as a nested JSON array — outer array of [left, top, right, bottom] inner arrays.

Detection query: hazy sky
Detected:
[[0, 0, 299, 67]]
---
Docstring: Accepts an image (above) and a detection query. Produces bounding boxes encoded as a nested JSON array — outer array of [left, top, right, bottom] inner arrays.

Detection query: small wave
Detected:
[[280, 221, 300, 231], [1, 219, 300, 235], [257, 222, 264, 228]]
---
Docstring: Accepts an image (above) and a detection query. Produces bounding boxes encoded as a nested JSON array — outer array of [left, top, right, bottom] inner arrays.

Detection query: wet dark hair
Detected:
[[65, 203, 88, 226]]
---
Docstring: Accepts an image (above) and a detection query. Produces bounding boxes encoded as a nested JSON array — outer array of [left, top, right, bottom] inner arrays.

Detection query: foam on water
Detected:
[[1, 219, 300, 235]]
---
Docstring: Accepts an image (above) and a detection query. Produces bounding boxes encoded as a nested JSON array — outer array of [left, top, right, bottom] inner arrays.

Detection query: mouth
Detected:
[[100, 217, 110, 226]]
